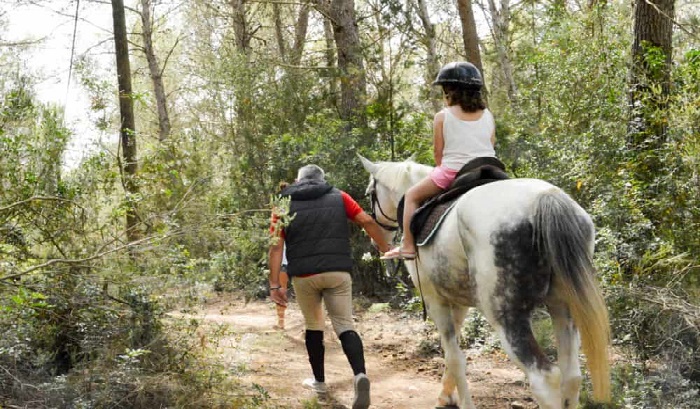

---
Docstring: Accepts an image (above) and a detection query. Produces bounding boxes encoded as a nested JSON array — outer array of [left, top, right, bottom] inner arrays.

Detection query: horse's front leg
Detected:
[[429, 302, 475, 409]]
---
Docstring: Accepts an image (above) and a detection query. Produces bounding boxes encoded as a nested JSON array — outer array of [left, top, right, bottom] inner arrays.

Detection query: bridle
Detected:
[[368, 178, 399, 232]]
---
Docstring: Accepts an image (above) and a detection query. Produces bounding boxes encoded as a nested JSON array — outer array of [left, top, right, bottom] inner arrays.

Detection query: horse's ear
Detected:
[[402, 153, 417, 163], [358, 154, 379, 174]]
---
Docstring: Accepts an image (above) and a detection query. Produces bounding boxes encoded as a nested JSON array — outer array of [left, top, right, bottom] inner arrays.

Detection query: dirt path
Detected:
[[190, 294, 537, 409]]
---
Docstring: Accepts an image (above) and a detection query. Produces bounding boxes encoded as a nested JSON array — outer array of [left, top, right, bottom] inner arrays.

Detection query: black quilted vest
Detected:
[[282, 180, 353, 277]]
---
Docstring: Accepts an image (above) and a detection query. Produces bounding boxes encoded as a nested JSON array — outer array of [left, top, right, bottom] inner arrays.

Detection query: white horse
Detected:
[[359, 156, 610, 409]]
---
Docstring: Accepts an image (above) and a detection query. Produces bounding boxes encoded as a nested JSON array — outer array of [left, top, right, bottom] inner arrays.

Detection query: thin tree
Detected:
[[412, 0, 441, 111], [485, 0, 517, 105], [322, 11, 339, 103], [230, 0, 253, 53], [140, 0, 171, 141], [290, 3, 311, 66], [456, 0, 485, 76], [111, 0, 140, 243], [273, 2, 310, 66], [273, 3, 287, 59]]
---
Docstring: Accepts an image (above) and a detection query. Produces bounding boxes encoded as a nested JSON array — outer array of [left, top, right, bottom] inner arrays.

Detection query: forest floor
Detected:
[[185, 293, 539, 409]]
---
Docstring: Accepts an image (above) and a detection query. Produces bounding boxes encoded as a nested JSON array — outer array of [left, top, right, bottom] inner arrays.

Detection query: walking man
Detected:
[[268, 164, 390, 409]]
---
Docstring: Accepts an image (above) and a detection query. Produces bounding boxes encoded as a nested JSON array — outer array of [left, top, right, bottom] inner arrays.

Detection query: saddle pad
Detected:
[[400, 158, 509, 248], [415, 198, 459, 247]]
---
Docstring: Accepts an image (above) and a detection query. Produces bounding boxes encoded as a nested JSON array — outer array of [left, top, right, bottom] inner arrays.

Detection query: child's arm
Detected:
[[433, 112, 445, 166], [489, 110, 496, 147]]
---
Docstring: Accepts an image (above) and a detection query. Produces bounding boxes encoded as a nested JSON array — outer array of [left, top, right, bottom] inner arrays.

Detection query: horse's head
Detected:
[[358, 155, 432, 234], [359, 156, 400, 236]]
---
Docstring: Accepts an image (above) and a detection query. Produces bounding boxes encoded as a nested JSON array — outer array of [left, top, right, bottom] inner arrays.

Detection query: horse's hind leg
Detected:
[[492, 316, 562, 409], [429, 303, 475, 409], [548, 300, 582, 409]]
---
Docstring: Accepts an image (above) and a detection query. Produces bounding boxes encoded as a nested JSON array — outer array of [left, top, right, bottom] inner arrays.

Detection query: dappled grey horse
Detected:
[[360, 156, 610, 409]]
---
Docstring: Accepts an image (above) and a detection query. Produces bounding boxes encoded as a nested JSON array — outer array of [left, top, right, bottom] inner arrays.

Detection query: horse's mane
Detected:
[[373, 160, 433, 194]]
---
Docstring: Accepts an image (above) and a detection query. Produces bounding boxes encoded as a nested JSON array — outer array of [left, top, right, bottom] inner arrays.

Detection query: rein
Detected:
[[415, 262, 427, 321], [368, 179, 399, 232]]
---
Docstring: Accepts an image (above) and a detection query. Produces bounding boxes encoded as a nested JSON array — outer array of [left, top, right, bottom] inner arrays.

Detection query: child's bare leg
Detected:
[[276, 304, 286, 329], [401, 177, 443, 253], [401, 192, 419, 254], [275, 271, 289, 329]]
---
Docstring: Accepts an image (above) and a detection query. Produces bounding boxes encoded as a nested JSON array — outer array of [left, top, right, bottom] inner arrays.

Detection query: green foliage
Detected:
[[390, 274, 423, 312], [2, 0, 699, 406], [498, 2, 630, 185], [416, 335, 442, 357], [0, 68, 268, 407], [609, 284, 700, 382], [531, 310, 556, 357], [207, 212, 271, 299], [459, 310, 502, 353], [580, 363, 700, 409], [640, 41, 670, 77]]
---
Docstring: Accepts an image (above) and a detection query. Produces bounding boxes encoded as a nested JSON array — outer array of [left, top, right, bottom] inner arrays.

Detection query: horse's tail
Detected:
[[533, 189, 611, 403]]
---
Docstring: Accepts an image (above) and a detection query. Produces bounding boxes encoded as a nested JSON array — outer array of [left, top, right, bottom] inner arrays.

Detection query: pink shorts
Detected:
[[430, 165, 459, 190]]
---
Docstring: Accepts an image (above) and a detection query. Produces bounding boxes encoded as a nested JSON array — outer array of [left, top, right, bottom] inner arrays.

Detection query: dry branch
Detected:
[[0, 234, 173, 282], [0, 196, 80, 213], [631, 286, 700, 331]]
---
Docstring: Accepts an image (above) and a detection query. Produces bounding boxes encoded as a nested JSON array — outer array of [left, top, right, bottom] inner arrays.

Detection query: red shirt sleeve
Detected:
[[341, 191, 363, 219], [269, 213, 285, 239]]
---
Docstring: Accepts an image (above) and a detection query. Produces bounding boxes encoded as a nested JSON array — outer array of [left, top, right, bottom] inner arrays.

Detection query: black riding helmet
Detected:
[[432, 61, 483, 88]]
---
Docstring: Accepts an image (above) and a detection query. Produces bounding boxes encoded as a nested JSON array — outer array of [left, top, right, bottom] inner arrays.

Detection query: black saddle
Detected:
[[398, 157, 509, 246]]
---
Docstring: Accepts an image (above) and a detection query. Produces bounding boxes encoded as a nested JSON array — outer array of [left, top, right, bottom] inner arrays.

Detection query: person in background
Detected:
[[268, 164, 391, 409], [382, 61, 496, 260], [275, 244, 289, 329], [273, 181, 290, 330]]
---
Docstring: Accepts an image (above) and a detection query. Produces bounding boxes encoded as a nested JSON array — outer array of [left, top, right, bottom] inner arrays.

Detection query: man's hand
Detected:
[[354, 211, 392, 253], [270, 287, 288, 307]]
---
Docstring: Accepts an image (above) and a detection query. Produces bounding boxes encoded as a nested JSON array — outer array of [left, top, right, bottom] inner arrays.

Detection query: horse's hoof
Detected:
[[438, 392, 458, 407]]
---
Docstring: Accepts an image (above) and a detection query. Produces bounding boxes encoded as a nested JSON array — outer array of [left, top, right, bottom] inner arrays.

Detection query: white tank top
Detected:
[[441, 108, 496, 170]]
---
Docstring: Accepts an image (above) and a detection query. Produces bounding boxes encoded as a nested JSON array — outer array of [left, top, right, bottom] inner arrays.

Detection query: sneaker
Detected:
[[352, 373, 370, 409], [302, 377, 327, 394]]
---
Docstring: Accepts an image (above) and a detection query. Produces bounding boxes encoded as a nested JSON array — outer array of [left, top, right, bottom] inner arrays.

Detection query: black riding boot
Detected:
[[305, 330, 325, 382], [339, 330, 366, 375]]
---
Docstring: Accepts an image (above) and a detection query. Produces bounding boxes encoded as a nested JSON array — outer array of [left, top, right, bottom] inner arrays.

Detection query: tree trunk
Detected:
[[626, 0, 675, 240], [290, 3, 310, 66], [111, 0, 140, 243], [628, 0, 674, 157], [414, 0, 441, 112], [486, 0, 517, 105], [322, 11, 338, 104], [230, 0, 251, 52], [140, 0, 171, 141], [316, 0, 367, 126], [629, 0, 675, 118], [273, 3, 287, 59], [456, 0, 484, 76], [273, 2, 310, 66]]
